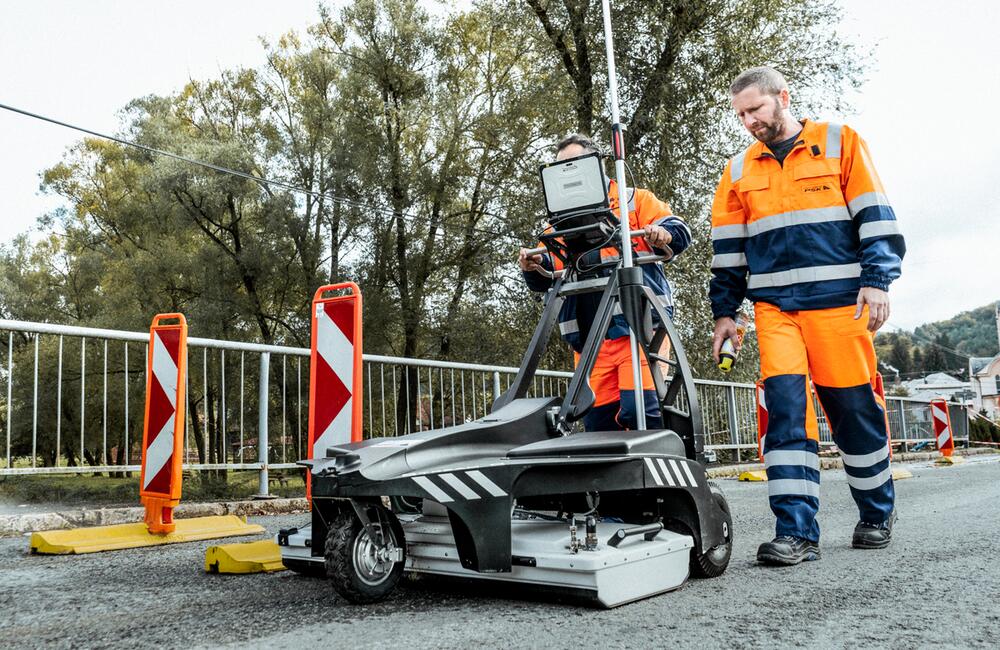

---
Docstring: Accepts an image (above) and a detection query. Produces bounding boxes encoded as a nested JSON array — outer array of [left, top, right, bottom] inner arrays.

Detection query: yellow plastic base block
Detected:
[[935, 455, 965, 466], [29, 515, 265, 555], [738, 470, 768, 482], [205, 539, 286, 574], [891, 468, 914, 480]]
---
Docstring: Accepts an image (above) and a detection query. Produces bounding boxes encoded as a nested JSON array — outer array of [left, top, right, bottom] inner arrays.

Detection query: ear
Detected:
[[779, 88, 791, 109]]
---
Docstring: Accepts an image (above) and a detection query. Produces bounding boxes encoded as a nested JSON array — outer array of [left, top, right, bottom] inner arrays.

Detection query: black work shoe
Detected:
[[756, 536, 821, 566], [852, 509, 897, 549]]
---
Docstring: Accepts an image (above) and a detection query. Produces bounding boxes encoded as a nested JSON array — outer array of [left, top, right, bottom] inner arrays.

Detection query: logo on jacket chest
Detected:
[[803, 183, 833, 194]]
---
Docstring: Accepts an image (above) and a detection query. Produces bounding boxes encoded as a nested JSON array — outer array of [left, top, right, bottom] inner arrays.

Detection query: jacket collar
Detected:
[[750, 119, 825, 160]]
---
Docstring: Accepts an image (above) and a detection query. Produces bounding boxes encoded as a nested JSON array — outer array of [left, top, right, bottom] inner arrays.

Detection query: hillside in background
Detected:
[[876, 301, 999, 381]]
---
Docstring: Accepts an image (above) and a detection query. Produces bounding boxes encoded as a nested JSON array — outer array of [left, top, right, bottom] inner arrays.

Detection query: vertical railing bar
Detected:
[[221, 349, 226, 466], [56, 336, 63, 467], [380, 364, 386, 437], [203, 348, 208, 464], [450, 369, 456, 427], [102, 339, 107, 466], [367, 362, 373, 437], [282, 355, 287, 463], [427, 367, 434, 430], [240, 352, 245, 463], [5, 332, 12, 468], [439, 368, 444, 428], [405, 367, 411, 436], [297, 357, 303, 455], [80, 337, 86, 466], [471, 371, 477, 420], [461, 371, 467, 422], [417, 368, 423, 433], [123, 342, 128, 466], [31, 335, 38, 468], [392, 366, 398, 437]]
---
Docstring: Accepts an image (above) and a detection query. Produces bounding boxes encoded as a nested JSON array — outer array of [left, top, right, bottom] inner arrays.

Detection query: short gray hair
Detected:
[[730, 66, 788, 96], [556, 133, 601, 155]]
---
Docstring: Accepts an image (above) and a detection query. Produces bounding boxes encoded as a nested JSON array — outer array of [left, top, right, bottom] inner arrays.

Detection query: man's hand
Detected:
[[855, 287, 890, 332], [712, 317, 739, 363], [518, 248, 544, 273], [643, 224, 672, 250]]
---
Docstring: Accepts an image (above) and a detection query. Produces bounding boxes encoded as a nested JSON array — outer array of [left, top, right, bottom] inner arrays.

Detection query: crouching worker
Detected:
[[519, 133, 691, 431]]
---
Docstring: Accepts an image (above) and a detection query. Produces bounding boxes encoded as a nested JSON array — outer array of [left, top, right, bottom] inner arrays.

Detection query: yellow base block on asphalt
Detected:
[[892, 468, 914, 480], [738, 470, 768, 481], [205, 540, 286, 574], [29, 515, 265, 555], [935, 455, 965, 466]]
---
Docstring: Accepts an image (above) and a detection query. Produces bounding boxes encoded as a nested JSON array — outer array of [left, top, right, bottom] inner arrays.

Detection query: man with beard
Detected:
[[709, 67, 905, 566]]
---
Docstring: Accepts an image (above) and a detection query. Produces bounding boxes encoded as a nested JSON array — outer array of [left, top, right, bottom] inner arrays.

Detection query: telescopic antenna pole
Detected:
[[601, 0, 647, 430]]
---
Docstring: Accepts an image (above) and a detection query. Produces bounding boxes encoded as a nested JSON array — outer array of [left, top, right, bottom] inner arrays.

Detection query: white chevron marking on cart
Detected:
[[668, 459, 688, 487], [680, 460, 698, 487], [464, 470, 506, 497], [440, 473, 480, 500], [656, 458, 676, 487], [644, 458, 663, 486], [413, 476, 453, 503]]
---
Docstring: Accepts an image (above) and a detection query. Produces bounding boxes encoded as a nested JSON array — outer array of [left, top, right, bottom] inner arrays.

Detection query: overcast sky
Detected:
[[0, 0, 997, 332]]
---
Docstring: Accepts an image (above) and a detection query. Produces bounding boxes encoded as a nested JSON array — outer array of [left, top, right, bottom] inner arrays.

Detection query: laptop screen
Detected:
[[538, 152, 609, 217]]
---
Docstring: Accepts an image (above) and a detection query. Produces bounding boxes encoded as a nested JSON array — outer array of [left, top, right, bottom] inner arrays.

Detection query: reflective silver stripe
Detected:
[[712, 224, 748, 241], [847, 191, 891, 217], [644, 458, 664, 486], [730, 151, 746, 183], [413, 476, 453, 503], [747, 263, 861, 289], [679, 461, 698, 487], [711, 253, 747, 269], [657, 458, 677, 487], [559, 320, 579, 335], [654, 293, 673, 308], [464, 470, 507, 497], [746, 206, 851, 237], [826, 122, 842, 158], [846, 467, 892, 491], [840, 445, 889, 468], [764, 450, 820, 471], [768, 478, 820, 498], [439, 473, 480, 500], [858, 220, 901, 240]]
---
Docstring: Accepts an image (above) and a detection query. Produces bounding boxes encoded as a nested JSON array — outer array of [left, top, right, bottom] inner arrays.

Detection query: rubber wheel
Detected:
[[690, 481, 733, 579], [324, 505, 405, 604]]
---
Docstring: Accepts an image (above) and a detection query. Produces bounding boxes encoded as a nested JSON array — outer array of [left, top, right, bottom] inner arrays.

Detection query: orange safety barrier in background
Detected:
[[307, 283, 363, 499], [139, 314, 188, 535]]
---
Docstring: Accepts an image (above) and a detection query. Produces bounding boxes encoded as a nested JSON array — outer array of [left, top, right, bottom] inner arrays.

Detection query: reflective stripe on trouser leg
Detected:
[[762, 374, 821, 542], [815, 384, 895, 523]]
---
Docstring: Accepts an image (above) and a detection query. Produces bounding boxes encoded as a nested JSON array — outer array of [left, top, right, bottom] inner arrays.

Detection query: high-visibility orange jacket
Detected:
[[709, 120, 905, 319]]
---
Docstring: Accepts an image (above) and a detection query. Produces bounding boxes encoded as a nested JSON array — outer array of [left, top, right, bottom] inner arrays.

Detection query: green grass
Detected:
[[0, 470, 306, 508]]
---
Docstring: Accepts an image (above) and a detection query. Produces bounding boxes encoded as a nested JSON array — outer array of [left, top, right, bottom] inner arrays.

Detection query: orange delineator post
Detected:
[[755, 380, 767, 463], [307, 283, 363, 500], [930, 398, 955, 457], [139, 313, 188, 535]]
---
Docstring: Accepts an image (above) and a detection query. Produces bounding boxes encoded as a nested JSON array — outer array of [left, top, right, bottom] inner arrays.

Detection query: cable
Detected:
[[0, 101, 511, 240]]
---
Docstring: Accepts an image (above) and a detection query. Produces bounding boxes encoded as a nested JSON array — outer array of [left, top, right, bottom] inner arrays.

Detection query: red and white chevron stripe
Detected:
[[141, 326, 183, 495], [930, 398, 954, 457]]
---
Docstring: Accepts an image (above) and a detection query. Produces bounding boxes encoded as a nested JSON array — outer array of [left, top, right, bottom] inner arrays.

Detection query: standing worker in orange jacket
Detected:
[[709, 67, 905, 565], [521, 134, 692, 431]]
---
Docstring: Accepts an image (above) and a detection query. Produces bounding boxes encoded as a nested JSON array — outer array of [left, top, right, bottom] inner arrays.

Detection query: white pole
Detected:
[[601, 0, 647, 430]]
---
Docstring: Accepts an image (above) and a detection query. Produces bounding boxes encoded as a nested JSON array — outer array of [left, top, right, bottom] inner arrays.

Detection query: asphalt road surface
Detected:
[[2, 456, 998, 649]]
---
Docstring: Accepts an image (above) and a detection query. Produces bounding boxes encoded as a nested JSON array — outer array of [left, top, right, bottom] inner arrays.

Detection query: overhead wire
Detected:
[[0, 100, 513, 240]]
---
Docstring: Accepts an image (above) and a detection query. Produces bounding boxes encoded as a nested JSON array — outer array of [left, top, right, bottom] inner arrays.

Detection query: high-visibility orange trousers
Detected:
[[756, 303, 894, 542], [576, 336, 660, 431]]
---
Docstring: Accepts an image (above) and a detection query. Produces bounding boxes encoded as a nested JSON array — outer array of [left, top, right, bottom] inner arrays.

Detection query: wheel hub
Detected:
[[352, 525, 398, 586]]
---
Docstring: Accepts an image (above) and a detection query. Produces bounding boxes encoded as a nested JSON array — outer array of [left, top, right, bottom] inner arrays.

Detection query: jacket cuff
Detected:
[[860, 271, 892, 291]]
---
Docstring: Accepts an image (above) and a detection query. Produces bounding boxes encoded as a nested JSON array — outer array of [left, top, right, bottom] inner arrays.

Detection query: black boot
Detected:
[[756, 536, 821, 566], [852, 509, 897, 549]]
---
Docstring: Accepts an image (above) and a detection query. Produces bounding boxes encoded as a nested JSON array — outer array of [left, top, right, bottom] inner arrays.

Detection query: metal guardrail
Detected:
[[0, 319, 968, 495]]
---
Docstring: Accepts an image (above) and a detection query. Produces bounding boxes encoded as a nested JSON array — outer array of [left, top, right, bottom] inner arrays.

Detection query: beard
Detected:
[[749, 97, 785, 144]]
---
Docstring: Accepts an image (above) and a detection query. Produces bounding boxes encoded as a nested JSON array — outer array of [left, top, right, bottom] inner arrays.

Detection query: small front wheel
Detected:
[[325, 504, 405, 603], [690, 482, 733, 578]]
